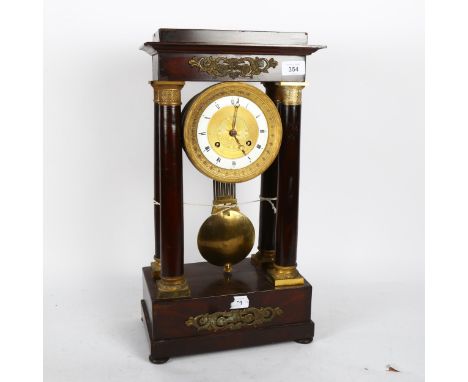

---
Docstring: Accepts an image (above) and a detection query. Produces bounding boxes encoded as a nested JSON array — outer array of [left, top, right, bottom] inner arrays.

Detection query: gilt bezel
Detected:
[[183, 82, 282, 183]]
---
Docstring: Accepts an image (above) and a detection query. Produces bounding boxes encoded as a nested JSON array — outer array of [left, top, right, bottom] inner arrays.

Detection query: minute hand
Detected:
[[231, 100, 240, 131]]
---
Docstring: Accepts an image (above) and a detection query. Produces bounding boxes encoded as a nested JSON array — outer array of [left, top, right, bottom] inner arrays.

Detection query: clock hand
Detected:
[[233, 135, 247, 156], [230, 98, 240, 132], [227, 98, 247, 155]]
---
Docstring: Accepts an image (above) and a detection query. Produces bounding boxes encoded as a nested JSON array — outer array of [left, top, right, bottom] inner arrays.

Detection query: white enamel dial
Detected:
[[196, 96, 268, 170]]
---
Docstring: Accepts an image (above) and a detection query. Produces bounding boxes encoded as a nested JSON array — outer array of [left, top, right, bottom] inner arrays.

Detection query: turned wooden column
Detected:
[[150, 81, 190, 298], [267, 82, 306, 287], [151, 100, 161, 278], [252, 83, 280, 266]]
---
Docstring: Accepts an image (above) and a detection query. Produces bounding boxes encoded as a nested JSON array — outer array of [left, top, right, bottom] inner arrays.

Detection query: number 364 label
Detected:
[[282, 61, 306, 76]]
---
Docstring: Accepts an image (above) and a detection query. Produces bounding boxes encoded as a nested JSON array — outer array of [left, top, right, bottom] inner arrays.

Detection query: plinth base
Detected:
[[141, 259, 314, 362]]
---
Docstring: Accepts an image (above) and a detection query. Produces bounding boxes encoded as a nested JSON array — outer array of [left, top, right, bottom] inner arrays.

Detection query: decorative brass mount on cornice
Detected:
[[188, 56, 278, 79]]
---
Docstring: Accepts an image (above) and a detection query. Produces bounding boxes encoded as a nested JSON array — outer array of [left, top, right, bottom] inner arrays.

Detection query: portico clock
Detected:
[[140, 28, 325, 364], [183, 82, 282, 183]]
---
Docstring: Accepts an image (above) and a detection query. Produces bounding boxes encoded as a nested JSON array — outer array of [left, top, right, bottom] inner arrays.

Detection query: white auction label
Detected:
[[230, 295, 249, 310], [282, 61, 305, 76]]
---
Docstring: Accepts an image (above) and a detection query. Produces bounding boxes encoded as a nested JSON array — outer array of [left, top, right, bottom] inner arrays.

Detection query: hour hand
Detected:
[[233, 135, 247, 156]]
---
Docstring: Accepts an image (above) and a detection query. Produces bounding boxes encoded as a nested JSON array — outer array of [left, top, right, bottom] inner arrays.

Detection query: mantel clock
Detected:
[[139, 28, 325, 363]]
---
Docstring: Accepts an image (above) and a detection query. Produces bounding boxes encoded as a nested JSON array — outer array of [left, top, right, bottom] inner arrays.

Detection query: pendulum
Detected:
[[197, 181, 255, 274]]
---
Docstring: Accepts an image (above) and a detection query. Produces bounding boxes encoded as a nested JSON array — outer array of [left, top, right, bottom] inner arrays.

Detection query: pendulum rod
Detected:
[[213, 180, 236, 200], [211, 180, 239, 216]]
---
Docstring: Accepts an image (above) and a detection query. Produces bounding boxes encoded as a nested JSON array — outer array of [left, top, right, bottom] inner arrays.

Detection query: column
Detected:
[[150, 81, 190, 298], [251, 83, 279, 266], [151, 89, 161, 279], [267, 82, 306, 287]]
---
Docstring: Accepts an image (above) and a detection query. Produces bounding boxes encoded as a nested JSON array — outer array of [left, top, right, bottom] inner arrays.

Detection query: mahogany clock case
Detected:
[[142, 28, 324, 363], [141, 28, 325, 83], [142, 260, 314, 363]]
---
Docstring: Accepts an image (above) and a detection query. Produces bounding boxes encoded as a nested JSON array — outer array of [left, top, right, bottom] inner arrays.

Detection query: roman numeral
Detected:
[[198, 131, 207, 135]]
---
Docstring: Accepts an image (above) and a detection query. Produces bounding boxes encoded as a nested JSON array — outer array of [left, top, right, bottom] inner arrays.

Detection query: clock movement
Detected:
[[140, 28, 325, 363]]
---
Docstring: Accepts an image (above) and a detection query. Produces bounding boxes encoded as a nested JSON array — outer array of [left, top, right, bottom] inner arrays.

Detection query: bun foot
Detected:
[[295, 338, 313, 344], [149, 355, 170, 364]]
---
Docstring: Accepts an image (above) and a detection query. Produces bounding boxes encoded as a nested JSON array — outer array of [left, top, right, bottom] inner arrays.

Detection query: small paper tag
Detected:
[[230, 295, 249, 310], [282, 61, 306, 76]]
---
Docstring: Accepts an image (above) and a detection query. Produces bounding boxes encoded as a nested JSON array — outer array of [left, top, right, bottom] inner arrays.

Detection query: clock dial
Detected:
[[197, 96, 267, 170], [183, 83, 282, 183]]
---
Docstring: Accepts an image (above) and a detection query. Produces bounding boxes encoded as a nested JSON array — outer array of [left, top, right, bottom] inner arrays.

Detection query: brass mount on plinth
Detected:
[[185, 306, 283, 332], [266, 264, 305, 287], [156, 276, 190, 299]]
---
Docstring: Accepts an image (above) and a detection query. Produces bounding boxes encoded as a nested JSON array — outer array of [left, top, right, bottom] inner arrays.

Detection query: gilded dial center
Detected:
[[207, 106, 259, 159], [195, 95, 269, 171]]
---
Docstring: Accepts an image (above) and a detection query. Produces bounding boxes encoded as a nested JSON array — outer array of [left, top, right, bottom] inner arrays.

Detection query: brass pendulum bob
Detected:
[[197, 181, 255, 274]]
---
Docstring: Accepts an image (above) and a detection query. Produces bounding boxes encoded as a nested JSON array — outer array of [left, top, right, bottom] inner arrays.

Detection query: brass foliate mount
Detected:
[[188, 56, 278, 79], [266, 264, 305, 287], [185, 306, 283, 332], [149, 80, 185, 106]]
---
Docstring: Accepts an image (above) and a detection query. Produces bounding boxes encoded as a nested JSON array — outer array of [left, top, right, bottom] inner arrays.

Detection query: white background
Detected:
[[44, 0, 424, 381]]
